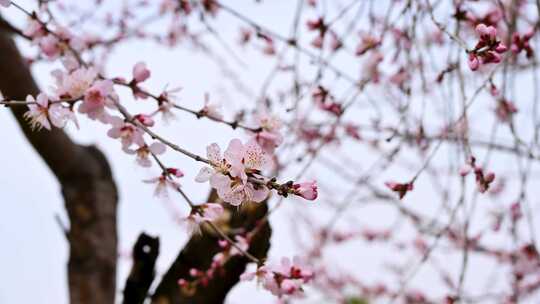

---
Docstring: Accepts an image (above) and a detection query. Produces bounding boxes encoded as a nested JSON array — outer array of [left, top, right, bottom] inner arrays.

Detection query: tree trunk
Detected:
[[0, 23, 119, 304]]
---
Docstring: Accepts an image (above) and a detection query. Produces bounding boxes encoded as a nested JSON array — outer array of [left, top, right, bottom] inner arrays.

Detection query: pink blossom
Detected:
[[39, 35, 61, 58], [155, 100, 176, 123], [252, 110, 283, 152], [153, 87, 181, 123], [61, 55, 80, 71], [293, 181, 318, 200], [195, 139, 269, 205], [53, 67, 97, 99], [241, 256, 313, 298], [132, 62, 151, 83], [79, 79, 115, 121], [24, 93, 76, 130], [0, 0, 10, 7], [24, 94, 52, 130], [200, 93, 223, 120], [107, 116, 145, 149], [229, 235, 249, 256], [124, 142, 166, 167], [143, 171, 182, 198], [190, 203, 224, 224], [23, 20, 44, 38], [186, 203, 224, 233]]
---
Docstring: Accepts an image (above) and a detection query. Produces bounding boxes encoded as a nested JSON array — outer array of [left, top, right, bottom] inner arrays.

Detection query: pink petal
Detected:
[[149, 142, 166, 154], [206, 143, 222, 163]]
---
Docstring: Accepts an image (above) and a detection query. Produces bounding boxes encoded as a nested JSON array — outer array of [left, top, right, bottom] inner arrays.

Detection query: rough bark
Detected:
[[0, 24, 118, 304], [151, 191, 272, 304]]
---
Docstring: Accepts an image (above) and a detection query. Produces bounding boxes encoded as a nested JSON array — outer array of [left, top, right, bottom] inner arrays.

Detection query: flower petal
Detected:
[[206, 143, 221, 163], [195, 167, 213, 183]]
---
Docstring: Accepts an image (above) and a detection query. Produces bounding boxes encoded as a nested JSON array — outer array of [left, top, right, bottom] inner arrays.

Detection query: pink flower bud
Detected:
[[486, 26, 497, 40], [468, 54, 479, 71], [487, 51, 502, 63], [293, 181, 318, 200], [385, 181, 414, 199], [485, 172, 495, 183], [475, 24, 489, 37], [218, 239, 228, 248], [524, 28, 535, 40], [459, 165, 472, 177], [495, 43, 508, 53], [132, 62, 151, 83], [134, 114, 155, 127], [167, 168, 184, 178]]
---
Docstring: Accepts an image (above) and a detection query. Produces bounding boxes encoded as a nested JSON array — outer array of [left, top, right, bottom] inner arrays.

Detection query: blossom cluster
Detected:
[[459, 156, 496, 193], [241, 257, 314, 298], [177, 235, 250, 293], [468, 24, 507, 71], [196, 138, 317, 206]]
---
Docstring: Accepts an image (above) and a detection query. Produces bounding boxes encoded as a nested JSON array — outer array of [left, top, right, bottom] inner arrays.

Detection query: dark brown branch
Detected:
[[123, 233, 160, 304], [0, 22, 118, 304], [151, 191, 272, 304]]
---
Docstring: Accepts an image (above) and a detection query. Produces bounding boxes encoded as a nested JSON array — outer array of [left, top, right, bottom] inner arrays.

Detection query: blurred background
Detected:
[[1, 0, 539, 303]]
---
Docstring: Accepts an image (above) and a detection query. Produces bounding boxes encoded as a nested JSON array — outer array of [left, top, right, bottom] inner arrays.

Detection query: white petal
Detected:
[[243, 140, 266, 170], [210, 173, 230, 189], [195, 167, 213, 183], [48, 105, 68, 128], [224, 138, 244, 165], [206, 143, 221, 163], [251, 185, 269, 203], [149, 142, 166, 155], [36, 93, 49, 108]]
